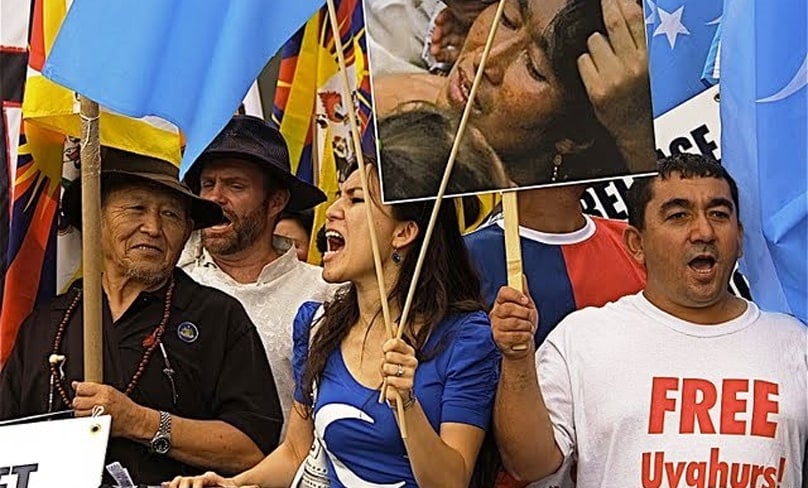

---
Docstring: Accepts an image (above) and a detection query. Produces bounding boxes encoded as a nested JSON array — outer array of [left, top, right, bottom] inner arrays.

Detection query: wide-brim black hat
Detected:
[[185, 115, 327, 212], [63, 147, 225, 230]]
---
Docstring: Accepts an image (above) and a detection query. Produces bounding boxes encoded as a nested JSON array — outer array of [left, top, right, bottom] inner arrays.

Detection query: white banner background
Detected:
[[0, 416, 110, 488]]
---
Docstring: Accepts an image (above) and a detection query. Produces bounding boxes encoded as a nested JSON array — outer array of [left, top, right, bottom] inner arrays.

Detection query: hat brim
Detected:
[[63, 170, 226, 231], [189, 150, 327, 212]]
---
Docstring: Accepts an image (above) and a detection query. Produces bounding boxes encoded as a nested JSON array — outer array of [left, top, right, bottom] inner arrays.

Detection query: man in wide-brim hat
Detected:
[[181, 115, 342, 426], [0, 147, 284, 485]]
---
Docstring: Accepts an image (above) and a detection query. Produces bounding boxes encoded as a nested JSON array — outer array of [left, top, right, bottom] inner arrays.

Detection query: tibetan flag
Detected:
[[272, 0, 497, 262], [0, 0, 32, 308], [0, 0, 183, 366], [720, 0, 807, 323], [42, 0, 324, 178], [0, 123, 62, 366], [272, 0, 374, 263], [644, 0, 723, 116]]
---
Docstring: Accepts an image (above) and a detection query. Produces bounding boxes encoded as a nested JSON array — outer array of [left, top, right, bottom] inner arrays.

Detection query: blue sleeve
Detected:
[[441, 312, 501, 430], [292, 301, 323, 405]]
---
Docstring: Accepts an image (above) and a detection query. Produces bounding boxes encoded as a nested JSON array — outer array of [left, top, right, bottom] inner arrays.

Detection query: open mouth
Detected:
[[449, 66, 483, 115], [688, 255, 717, 275], [325, 230, 345, 255], [207, 216, 233, 233]]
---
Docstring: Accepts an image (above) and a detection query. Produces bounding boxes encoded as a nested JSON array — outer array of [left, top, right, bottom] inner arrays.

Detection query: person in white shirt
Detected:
[[491, 153, 808, 486], [180, 115, 342, 424]]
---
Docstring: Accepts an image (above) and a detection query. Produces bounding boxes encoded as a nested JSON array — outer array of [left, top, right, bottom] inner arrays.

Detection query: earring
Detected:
[[551, 153, 563, 182], [392, 249, 402, 265]]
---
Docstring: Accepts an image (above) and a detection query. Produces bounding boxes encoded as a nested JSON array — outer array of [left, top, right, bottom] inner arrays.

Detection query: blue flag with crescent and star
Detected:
[[721, 0, 807, 323], [644, 0, 723, 117]]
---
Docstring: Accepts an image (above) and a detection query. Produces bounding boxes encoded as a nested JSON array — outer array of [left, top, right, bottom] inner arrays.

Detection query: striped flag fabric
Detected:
[[0, 121, 62, 366], [271, 0, 498, 263], [271, 0, 375, 262], [0, 0, 33, 309], [0, 0, 184, 366]]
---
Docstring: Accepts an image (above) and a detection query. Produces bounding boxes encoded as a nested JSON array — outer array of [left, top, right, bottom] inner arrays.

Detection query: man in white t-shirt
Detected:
[[180, 115, 342, 424], [491, 153, 808, 486]]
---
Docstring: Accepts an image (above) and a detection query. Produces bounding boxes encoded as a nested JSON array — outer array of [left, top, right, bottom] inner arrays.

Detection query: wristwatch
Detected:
[[149, 410, 172, 455]]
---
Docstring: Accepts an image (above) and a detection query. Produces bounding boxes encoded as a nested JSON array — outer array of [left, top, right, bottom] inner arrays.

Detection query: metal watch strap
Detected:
[[150, 410, 172, 454], [157, 410, 171, 438]]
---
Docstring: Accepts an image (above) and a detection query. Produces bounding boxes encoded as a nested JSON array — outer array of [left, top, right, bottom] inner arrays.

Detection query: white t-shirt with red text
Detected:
[[537, 292, 808, 488]]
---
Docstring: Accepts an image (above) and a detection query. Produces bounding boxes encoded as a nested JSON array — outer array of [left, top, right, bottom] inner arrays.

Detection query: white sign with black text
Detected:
[[0, 415, 110, 488]]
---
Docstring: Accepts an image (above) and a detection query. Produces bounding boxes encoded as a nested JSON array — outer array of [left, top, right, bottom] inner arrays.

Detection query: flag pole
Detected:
[[79, 96, 103, 383], [323, 0, 408, 436]]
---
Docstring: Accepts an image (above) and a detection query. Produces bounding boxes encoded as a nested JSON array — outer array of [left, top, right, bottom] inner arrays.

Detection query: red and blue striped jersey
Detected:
[[464, 215, 647, 346]]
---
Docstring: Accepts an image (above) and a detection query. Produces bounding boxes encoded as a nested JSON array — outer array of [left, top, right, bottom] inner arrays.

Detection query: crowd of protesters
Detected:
[[1, 0, 806, 486]]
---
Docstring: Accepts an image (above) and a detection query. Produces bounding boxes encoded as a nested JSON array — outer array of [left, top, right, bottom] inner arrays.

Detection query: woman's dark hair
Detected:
[[379, 102, 509, 201], [301, 156, 485, 406], [299, 155, 496, 485], [523, 0, 632, 183]]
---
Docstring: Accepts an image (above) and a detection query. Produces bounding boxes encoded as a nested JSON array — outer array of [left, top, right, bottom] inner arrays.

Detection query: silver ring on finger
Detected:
[[396, 364, 404, 377]]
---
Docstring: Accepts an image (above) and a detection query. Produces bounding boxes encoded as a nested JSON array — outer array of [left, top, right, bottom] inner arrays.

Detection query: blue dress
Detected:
[[292, 301, 500, 487]]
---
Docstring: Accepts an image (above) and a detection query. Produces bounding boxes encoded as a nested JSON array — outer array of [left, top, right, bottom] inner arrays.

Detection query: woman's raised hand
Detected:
[[381, 337, 419, 409]]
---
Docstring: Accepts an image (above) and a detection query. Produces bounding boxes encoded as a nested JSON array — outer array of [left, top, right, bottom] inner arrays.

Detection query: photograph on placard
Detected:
[[364, 0, 657, 203]]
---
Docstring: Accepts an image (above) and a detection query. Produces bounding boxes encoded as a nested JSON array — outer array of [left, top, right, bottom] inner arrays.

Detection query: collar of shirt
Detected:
[[195, 235, 300, 286], [56, 269, 199, 316]]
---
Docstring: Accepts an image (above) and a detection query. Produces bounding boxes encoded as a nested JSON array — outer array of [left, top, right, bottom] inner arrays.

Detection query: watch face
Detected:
[[152, 436, 171, 455]]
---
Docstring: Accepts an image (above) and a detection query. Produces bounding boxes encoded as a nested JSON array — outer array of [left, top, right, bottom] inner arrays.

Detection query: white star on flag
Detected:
[[654, 5, 690, 49]]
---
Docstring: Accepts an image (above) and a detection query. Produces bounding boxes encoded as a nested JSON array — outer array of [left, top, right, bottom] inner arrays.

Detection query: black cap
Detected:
[[187, 115, 327, 211]]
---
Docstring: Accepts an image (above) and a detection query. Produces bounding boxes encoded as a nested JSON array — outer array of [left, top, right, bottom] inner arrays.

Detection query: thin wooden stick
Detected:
[[379, 0, 507, 421], [323, 0, 407, 437], [79, 96, 103, 383], [502, 191, 529, 351], [308, 117, 322, 264], [394, 0, 507, 341]]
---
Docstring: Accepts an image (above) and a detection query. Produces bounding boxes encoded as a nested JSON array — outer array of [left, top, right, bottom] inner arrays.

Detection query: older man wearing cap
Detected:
[[180, 115, 341, 425], [0, 148, 283, 486]]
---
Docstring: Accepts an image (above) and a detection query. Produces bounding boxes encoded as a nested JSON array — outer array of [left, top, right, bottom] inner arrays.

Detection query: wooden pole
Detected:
[[79, 96, 103, 382], [502, 191, 523, 293], [323, 0, 407, 436], [502, 191, 528, 351]]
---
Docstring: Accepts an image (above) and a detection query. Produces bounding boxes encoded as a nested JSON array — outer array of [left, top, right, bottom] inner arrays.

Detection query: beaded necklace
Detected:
[[48, 278, 176, 408]]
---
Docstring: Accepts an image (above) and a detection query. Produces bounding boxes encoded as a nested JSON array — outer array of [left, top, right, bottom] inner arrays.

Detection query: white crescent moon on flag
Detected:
[[315, 403, 407, 488], [757, 54, 807, 103]]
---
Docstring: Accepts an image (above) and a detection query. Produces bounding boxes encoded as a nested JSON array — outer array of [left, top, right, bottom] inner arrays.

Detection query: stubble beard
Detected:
[[125, 263, 173, 289]]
